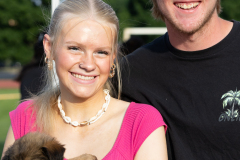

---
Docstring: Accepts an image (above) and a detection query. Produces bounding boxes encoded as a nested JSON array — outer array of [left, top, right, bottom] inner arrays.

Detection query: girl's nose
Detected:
[[79, 54, 96, 72]]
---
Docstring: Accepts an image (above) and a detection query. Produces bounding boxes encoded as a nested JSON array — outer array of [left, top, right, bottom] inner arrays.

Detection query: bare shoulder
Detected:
[[2, 126, 15, 159], [111, 98, 130, 109], [110, 98, 130, 116]]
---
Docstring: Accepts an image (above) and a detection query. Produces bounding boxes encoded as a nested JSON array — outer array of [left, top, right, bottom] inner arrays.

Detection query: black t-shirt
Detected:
[[120, 20, 240, 160]]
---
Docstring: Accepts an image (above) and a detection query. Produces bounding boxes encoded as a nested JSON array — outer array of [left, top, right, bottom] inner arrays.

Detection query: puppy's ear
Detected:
[[41, 140, 65, 160]]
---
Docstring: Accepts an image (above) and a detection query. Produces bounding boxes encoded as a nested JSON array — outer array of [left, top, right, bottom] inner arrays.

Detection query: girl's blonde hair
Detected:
[[31, 0, 121, 133]]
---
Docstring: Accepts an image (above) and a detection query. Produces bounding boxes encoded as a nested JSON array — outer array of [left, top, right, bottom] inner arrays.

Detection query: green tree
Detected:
[[0, 0, 50, 65], [220, 0, 240, 21]]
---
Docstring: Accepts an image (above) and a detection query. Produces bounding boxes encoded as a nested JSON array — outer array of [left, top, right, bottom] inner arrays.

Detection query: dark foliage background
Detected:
[[0, 0, 50, 65]]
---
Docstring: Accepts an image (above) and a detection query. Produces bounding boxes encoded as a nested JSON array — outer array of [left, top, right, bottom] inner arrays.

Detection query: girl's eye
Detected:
[[97, 51, 109, 55], [68, 46, 79, 51]]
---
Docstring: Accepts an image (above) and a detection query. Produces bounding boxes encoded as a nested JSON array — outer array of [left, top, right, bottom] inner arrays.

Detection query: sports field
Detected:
[[0, 89, 20, 157]]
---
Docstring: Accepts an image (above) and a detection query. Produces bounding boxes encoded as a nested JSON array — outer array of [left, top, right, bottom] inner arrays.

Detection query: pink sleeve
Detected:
[[132, 104, 167, 157], [9, 100, 36, 140]]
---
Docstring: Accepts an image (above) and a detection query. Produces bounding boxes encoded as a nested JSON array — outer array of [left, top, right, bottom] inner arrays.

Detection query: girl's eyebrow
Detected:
[[65, 41, 112, 51], [65, 41, 81, 45]]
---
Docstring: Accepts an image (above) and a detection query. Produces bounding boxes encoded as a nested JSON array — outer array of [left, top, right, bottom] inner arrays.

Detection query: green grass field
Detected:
[[0, 89, 20, 157]]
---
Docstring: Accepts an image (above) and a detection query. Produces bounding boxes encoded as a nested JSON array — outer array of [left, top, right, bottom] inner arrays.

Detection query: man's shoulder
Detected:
[[142, 33, 167, 49], [128, 33, 168, 56], [229, 20, 240, 33], [232, 20, 240, 24]]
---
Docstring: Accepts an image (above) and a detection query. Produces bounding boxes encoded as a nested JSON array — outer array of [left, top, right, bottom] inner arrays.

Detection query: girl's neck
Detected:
[[59, 89, 106, 122]]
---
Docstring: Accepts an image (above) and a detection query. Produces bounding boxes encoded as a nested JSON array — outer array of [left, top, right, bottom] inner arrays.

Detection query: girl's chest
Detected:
[[52, 120, 122, 159]]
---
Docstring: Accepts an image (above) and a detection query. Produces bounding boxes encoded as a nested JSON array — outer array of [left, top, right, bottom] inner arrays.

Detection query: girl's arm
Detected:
[[1, 126, 15, 159], [134, 126, 168, 160]]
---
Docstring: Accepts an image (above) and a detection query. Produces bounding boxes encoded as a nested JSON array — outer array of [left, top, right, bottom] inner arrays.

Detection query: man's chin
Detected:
[[175, 25, 202, 35], [164, 8, 216, 36]]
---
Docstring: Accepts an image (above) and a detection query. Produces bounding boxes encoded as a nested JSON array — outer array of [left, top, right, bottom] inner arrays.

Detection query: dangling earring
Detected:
[[109, 64, 116, 78], [45, 57, 53, 70]]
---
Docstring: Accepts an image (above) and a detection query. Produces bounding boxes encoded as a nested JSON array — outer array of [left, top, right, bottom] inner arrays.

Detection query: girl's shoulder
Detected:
[[10, 100, 34, 117], [111, 99, 166, 128], [106, 101, 167, 158], [9, 100, 36, 140], [127, 102, 165, 122]]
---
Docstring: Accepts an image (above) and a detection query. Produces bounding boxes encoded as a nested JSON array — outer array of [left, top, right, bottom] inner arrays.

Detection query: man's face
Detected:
[[157, 0, 218, 34]]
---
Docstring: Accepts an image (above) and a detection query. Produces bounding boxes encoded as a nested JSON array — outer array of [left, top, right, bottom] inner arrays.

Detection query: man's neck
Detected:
[[167, 14, 233, 52]]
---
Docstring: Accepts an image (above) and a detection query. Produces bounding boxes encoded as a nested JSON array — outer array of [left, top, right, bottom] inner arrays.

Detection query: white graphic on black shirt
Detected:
[[219, 90, 240, 122]]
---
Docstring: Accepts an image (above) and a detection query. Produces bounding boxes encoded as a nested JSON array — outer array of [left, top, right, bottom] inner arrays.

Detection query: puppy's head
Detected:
[[2, 132, 65, 160]]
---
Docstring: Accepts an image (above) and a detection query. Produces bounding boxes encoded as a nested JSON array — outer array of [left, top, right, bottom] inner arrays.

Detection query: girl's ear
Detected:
[[43, 34, 51, 59], [112, 54, 116, 62], [112, 51, 116, 63]]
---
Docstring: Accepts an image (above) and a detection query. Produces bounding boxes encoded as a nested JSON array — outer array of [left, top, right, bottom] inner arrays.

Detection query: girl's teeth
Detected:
[[72, 73, 94, 80]]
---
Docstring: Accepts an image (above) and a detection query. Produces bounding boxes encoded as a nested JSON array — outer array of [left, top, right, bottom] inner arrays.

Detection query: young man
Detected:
[[120, 0, 240, 159]]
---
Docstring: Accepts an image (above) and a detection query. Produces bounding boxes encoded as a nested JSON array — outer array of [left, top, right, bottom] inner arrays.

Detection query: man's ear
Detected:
[[43, 34, 51, 59]]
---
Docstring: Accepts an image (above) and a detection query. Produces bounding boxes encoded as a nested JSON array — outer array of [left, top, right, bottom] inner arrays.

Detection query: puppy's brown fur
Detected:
[[2, 132, 65, 160], [2, 132, 98, 160]]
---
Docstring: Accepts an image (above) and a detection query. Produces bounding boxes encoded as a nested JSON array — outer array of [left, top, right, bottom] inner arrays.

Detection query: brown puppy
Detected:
[[2, 132, 97, 160], [2, 132, 65, 160]]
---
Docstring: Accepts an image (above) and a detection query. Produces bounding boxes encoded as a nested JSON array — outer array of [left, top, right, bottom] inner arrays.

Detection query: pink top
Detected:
[[10, 101, 167, 160]]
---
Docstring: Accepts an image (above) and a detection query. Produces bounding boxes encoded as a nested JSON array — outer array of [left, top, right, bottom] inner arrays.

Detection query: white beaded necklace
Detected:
[[57, 89, 110, 127]]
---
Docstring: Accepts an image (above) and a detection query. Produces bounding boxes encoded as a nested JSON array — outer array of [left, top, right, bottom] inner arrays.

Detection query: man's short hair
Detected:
[[151, 0, 222, 20]]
